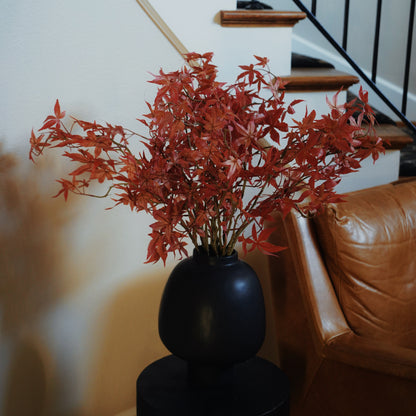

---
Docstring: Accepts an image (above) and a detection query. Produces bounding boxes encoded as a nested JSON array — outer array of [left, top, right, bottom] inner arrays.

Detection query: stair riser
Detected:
[[285, 91, 346, 117]]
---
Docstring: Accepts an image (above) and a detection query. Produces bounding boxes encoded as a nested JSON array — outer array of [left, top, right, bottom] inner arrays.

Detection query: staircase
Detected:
[[286, 53, 414, 157], [146, 0, 414, 192], [222, 8, 416, 191]]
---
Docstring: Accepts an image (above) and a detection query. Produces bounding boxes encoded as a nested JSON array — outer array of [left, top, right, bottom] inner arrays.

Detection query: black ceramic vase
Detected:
[[158, 248, 266, 386]]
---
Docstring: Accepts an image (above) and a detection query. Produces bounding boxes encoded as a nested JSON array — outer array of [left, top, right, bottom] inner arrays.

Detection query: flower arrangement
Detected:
[[30, 52, 384, 264]]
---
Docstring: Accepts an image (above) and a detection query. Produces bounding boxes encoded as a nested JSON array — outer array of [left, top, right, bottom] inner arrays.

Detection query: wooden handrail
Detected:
[[135, 0, 188, 57]]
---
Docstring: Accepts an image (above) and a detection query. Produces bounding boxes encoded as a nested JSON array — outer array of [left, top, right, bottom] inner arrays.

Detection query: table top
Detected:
[[137, 355, 289, 416]]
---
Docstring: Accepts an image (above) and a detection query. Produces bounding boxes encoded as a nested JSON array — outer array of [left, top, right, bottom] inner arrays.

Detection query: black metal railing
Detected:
[[292, 0, 416, 135], [403, 0, 416, 115]]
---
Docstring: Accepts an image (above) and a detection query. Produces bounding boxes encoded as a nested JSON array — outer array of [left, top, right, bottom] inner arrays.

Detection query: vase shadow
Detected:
[[242, 249, 280, 365], [81, 269, 170, 416]]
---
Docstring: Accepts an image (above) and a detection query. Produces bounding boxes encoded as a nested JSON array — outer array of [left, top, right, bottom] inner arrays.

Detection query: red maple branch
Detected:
[[29, 53, 385, 264]]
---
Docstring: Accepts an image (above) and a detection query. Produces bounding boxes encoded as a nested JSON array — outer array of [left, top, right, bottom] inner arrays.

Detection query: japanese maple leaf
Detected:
[[40, 99, 66, 130], [239, 225, 286, 257]]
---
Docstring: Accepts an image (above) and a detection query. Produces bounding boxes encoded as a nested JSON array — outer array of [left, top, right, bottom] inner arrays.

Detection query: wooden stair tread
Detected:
[[281, 68, 359, 92], [220, 10, 306, 27], [375, 124, 414, 150]]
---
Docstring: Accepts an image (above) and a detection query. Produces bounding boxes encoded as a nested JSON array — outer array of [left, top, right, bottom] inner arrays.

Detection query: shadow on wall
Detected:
[[81, 270, 170, 416], [3, 335, 54, 416], [0, 146, 80, 415], [0, 147, 77, 334], [244, 249, 279, 365]]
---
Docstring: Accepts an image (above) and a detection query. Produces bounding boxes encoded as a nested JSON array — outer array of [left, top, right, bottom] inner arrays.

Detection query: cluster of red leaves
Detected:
[[30, 52, 384, 264]]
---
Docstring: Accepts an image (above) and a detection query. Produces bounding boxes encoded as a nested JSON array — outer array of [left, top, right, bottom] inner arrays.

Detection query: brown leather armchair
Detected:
[[268, 179, 416, 416]]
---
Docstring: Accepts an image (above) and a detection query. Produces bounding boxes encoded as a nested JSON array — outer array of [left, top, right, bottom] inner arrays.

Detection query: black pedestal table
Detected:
[[137, 355, 290, 416]]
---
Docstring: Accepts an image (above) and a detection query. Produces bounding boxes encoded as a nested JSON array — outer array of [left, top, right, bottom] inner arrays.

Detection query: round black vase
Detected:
[[158, 248, 266, 386]]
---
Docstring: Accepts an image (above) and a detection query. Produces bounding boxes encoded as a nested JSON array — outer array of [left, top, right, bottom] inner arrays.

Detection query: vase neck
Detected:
[[192, 247, 238, 266]]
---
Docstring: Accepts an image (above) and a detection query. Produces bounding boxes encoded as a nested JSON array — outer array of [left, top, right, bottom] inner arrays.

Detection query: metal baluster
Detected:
[[372, 0, 383, 82], [342, 0, 350, 50], [311, 0, 317, 15], [402, 0, 415, 115]]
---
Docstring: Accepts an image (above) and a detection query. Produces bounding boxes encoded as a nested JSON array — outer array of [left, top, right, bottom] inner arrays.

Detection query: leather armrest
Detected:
[[284, 211, 416, 381], [284, 212, 350, 347]]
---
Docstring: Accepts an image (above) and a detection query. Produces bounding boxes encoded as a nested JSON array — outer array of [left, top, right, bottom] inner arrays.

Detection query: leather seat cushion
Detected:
[[313, 180, 416, 349]]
